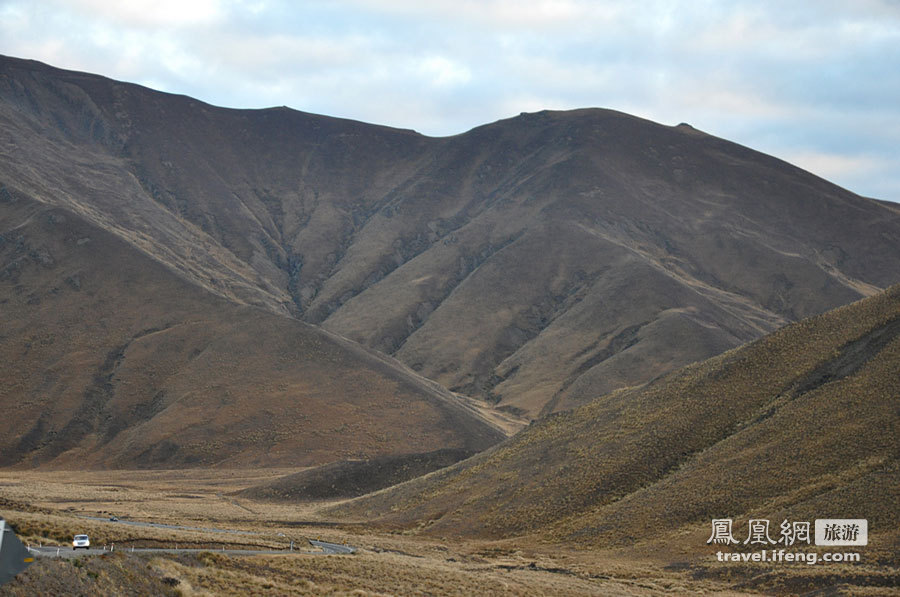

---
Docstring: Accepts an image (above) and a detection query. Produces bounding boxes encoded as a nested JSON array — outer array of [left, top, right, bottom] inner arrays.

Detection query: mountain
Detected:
[[2, 55, 898, 423], [0, 190, 504, 468], [327, 284, 900, 556]]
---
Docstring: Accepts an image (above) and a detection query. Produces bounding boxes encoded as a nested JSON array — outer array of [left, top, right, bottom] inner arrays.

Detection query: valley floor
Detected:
[[0, 470, 894, 596]]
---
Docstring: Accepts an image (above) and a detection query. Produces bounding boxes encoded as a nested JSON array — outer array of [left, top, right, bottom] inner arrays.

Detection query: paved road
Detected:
[[28, 540, 355, 559], [28, 517, 356, 558], [310, 540, 355, 554], [28, 546, 109, 558]]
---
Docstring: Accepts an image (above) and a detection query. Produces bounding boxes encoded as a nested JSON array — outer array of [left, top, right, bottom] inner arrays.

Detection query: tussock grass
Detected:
[[0, 552, 181, 597], [327, 286, 900, 593], [0, 471, 745, 596]]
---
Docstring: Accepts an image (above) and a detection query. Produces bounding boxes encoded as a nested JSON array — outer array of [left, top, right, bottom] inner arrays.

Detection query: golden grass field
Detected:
[[0, 468, 769, 596]]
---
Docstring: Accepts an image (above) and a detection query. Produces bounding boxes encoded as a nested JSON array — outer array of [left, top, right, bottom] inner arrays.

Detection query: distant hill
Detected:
[[2, 55, 898, 422], [328, 284, 900, 557], [236, 448, 476, 501]]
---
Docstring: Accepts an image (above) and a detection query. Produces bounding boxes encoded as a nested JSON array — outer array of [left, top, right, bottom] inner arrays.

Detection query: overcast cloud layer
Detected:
[[1, 0, 898, 201]]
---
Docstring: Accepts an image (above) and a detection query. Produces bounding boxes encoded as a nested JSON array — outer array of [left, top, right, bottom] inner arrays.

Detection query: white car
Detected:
[[72, 534, 90, 550]]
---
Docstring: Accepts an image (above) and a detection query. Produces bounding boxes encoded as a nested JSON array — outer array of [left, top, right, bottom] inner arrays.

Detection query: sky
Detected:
[[1, 0, 898, 201]]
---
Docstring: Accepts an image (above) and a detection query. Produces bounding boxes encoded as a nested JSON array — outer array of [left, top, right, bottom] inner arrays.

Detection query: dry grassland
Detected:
[[0, 469, 754, 596]]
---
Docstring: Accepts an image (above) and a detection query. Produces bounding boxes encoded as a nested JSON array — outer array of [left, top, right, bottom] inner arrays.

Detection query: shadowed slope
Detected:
[[328, 285, 900, 551], [2, 55, 898, 418], [0, 193, 504, 468], [236, 448, 476, 501]]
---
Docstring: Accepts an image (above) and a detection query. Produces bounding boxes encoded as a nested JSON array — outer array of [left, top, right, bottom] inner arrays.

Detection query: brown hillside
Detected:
[[236, 448, 476, 501], [328, 285, 900, 555], [2, 55, 898, 418], [0, 192, 504, 468]]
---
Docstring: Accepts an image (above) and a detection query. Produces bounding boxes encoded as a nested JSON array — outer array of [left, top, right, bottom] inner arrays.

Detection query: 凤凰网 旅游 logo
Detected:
[[814, 519, 867, 546], [707, 518, 867, 546]]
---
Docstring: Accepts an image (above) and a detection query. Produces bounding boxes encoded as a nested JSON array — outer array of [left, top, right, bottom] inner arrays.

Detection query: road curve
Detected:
[[310, 540, 356, 554]]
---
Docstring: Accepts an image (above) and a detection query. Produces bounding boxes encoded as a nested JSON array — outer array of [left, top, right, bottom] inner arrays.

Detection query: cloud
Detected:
[[417, 56, 472, 88], [54, 0, 225, 28], [344, 0, 624, 30]]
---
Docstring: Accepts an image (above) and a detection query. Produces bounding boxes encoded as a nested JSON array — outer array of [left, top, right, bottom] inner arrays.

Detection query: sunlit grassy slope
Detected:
[[330, 285, 900, 551]]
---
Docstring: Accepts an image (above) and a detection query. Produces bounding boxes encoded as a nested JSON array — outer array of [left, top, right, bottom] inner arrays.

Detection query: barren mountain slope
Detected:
[[328, 284, 900, 553], [2, 55, 899, 418], [0, 192, 504, 468]]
